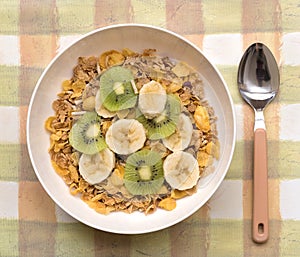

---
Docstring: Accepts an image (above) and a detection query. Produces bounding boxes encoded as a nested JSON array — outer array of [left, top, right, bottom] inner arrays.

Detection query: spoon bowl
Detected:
[[238, 43, 279, 111], [237, 43, 280, 243]]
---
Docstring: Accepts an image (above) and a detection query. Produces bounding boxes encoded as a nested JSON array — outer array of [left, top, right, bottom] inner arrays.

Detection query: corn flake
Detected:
[[70, 182, 80, 195], [54, 141, 68, 153], [204, 141, 220, 160], [99, 50, 125, 70], [197, 151, 213, 167], [86, 200, 110, 215], [167, 81, 182, 93], [70, 80, 86, 98], [171, 189, 189, 199], [194, 105, 210, 132], [68, 164, 79, 182], [171, 187, 197, 199], [122, 48, 137, 57], [62, 80, 73, 91], [51, 160, 69, 176], [45, 116, 57, 133], [158, 197, 176, 211]]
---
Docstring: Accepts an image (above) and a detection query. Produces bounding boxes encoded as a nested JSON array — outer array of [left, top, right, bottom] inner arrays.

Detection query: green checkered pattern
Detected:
[[1, 0, 300, 256]]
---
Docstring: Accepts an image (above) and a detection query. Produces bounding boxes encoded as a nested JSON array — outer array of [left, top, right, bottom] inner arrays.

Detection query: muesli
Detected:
[[45, 48, 219, 215]]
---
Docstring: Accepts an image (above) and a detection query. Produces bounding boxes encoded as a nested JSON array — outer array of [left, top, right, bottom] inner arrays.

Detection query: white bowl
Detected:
[[27, 24, 236, 234]]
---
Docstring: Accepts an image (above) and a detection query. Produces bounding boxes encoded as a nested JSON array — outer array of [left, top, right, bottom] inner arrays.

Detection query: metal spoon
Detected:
[[237, 43, 280, 243]]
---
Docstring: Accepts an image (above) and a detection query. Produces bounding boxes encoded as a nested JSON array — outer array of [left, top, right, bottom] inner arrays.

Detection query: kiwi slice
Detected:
[[136, 94, 181, 140], [99, 66, 137, 112], [69, 111, 106, 154], [124, 149, 164, 195]]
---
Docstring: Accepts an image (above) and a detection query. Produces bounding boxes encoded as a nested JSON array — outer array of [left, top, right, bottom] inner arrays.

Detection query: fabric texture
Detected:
[[0, 0, 300, 256]]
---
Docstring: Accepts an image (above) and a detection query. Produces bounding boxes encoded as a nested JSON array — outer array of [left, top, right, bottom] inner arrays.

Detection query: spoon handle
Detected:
[[253, 128, 269, 243]]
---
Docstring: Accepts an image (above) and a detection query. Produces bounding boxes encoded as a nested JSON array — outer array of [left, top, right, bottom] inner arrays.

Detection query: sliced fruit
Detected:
[[69, 111, 106, 154], [163, 151, 199, 190], [79, 148, 115, 184], [194, 105, 210, 132], [162, 113, 193, 151], [138, 80, 167, 119], [124, 149, 164, 195], [99, 66, 137, 112], [105, 119, 146, 155], [95, 88, 116, 118], [136, 94, 181, 140]]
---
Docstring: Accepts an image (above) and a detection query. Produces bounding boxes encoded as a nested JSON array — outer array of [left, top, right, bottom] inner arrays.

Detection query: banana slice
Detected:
[[95, 88, 116, 118], [138, 80, 167, 119], [162, 113, 193, 151], [105, 119, 146, 155], [79, 148, 115, 185], [163, 151, 200, 190]]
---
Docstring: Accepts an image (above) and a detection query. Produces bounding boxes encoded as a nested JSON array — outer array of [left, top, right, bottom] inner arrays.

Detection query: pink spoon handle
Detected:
[[253, 128, 269, 243]]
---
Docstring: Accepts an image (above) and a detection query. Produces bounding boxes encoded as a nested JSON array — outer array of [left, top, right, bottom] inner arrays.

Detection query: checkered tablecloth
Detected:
[[1, 1, 300, 256]]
